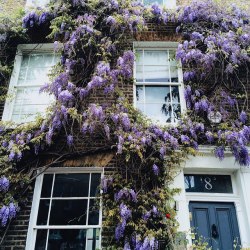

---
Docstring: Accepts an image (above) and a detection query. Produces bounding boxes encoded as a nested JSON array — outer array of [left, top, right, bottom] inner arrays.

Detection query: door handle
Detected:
[[211, 224, 219, 238]]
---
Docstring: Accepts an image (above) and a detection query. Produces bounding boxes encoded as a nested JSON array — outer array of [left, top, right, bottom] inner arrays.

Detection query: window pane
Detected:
[[37, 199, 50, 225], [18, 68, 27, 80], [136, 65, 143, 82], [43, 54, 55, 66], [41, 174, 53, 198], [145, 86, 170, 103], [49, 200, 88, 225], [136, 103, 144, 113], [47, 229, 100, 250], [90, 174, 101, 197], [144, 51, 168, 66], [14, 87, 50, 105], [11, 86, 53, 123], [26, 67, 50, 84], [173, 104, 181, 120], [144, 66, 170, 82], [86, 229, 101, 250], [170, 66, 178, 82], [35, 229, 48, 250], [135, 50, 143, 65], [171, 86, 180, 103], [53, 174, 90, 197], [144, 103, 169, 123], [21, 55, 29, 67], [29, 54, 44, 66], [48, 229, 85, 250], [88, 199, 100, 225], [136, 86, 144, 102], [169, 50, 177, 66]]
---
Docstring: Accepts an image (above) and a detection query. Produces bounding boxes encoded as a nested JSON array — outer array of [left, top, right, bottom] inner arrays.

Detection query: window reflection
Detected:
[[136, 85, 181, 123]]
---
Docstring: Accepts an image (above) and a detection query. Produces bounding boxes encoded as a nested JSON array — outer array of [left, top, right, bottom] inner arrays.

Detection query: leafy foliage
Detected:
[[0, 0, 250, 249]]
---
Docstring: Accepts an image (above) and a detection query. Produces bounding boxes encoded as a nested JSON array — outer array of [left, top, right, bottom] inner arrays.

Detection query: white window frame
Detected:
[[2, 44, 58, 124], [141, 0, 176, 9], [26, 167, 103, 250], [133, 41, 186, 125], [25, 0, 50, 8]]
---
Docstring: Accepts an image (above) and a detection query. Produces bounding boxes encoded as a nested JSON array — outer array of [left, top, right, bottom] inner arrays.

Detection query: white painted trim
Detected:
[[26, 167, 103, 250], [26, 173, 43, 250], [44, 167, 104, 174]]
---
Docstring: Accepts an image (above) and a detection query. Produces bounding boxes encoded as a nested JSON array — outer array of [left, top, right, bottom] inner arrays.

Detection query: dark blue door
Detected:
[[189, 202, 241, 250]]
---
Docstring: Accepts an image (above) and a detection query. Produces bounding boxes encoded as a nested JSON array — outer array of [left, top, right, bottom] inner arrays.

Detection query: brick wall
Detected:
[[0, 1, 250, 249]]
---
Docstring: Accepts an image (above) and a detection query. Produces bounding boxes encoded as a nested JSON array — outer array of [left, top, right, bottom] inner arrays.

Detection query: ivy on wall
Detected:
[[0, 0, 249, 249]]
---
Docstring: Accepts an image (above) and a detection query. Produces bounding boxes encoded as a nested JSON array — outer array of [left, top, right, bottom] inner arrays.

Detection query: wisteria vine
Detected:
[[0, 0, 250, 249]]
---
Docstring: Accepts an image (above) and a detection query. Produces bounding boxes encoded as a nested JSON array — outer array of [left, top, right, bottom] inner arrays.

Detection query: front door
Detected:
[[189, 202, 241, 250]]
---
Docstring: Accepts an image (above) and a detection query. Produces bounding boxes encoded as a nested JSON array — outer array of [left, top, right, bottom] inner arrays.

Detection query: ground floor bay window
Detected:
[[26, 168, 102, 250]]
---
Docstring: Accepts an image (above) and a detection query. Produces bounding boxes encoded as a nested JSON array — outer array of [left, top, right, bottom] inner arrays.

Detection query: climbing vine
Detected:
[[0, 0, 250, 249]]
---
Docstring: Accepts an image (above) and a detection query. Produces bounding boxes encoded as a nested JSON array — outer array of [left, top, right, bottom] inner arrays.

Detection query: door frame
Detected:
[[184, 170, 243, 248]]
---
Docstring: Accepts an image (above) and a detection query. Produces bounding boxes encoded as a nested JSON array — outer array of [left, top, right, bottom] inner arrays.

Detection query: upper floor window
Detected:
[[134, 42, 185, 124], [26, 168, 102, 250], [2, 44, 59, 124], [26, 0, 50, 8], [142, 0, 176, 8]]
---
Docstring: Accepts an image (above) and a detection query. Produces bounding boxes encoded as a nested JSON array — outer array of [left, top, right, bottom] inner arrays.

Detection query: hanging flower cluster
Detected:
[[0, 0, 249, 248], [0, 176, 19, 227]]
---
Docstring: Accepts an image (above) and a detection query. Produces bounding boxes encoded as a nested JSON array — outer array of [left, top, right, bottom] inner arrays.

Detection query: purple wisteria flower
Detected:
[[152, 164, 159, 176], [205, 131, 214, 143], [8, 151, 15, 161], [9, 203, 19, 220], [115, 188, 137, 202], [152, 206, 158, 216], [181, 135, 190, 144], [59, 90, 75, 104], [0, 177, 10, 192], [142, 211, 151, 221], [120, 203, 131, 221], [0, 205, 10, 227], [22, 11, 39, 28], [151, 3, 162, 15], [101, 176, 113, 193], [215, 146, 225, 160], [239, 111, 247, 124], [67, 135, 74, 146], [232, 145, 250, 166], [2, 140, 8, 148], [115, 221, 126, 240], [159, 146, 166, 158], [106, 16, 116, 26], [121, 113, 131, 131]]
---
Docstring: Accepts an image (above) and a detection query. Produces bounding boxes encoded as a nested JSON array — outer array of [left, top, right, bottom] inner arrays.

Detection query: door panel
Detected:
[[192, 207, 212, 246], [216, 208, 234, 249], [189, 202, 241, 250]]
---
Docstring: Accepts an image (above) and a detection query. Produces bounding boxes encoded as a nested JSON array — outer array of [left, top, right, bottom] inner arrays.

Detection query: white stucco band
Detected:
[[172, 147, 250, 248]]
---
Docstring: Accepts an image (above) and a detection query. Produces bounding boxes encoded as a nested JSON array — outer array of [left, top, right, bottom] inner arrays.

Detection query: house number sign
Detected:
[[184, 174, 233, 193]]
